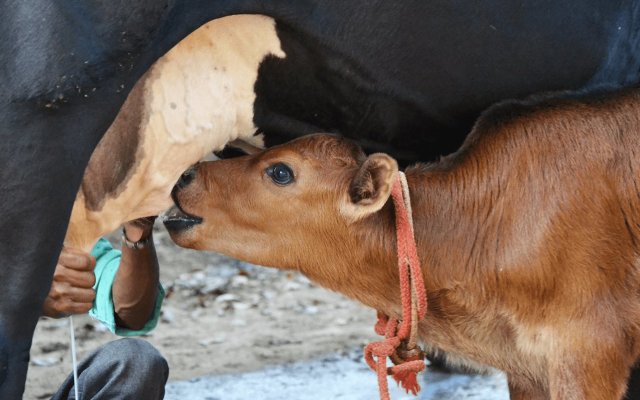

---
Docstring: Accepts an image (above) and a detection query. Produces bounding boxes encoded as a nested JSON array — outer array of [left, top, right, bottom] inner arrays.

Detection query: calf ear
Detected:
[[341, 153, 398, 221]]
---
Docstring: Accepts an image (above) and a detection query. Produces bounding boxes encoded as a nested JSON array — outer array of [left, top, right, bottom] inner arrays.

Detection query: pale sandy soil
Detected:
[[25, 225, 508, 399]]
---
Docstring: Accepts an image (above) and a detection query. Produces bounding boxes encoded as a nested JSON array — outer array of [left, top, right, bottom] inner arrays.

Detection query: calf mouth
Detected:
[[162, 192, 203, 231]]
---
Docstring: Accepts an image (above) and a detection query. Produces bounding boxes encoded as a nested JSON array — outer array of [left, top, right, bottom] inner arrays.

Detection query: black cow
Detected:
[[1, 1, 640, 398]]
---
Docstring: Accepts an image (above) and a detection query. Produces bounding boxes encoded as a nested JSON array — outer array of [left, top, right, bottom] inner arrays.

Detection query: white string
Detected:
[[398, 172, 414, 233], [399, 171, 420, 350], [68, 315, 80, 400]]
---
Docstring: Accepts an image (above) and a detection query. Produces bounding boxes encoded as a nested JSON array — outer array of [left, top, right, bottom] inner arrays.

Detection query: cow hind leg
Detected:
[[624, 362, 640, 400], [0, 170, 78, 396], [0, 162, 78, 398], [0, 104, 117, 398]]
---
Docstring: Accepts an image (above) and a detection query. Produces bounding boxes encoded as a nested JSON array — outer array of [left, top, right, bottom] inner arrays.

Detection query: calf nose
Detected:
[[176, 167, 196, 189]]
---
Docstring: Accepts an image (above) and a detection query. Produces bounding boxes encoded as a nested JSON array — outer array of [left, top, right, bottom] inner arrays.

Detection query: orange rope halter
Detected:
[[364, 172, 428, 400]]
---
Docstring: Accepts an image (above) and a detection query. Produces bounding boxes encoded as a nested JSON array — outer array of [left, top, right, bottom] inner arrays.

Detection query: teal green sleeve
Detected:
[[88, 238, 165, 336]]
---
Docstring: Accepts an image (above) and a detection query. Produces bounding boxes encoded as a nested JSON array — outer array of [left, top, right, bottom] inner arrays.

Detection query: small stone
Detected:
[[248, 280, 259, 288], [215, 294, 239, 303], [207, 264, 241, 279], [260, 309, 273, 317], [233, 302, 250, 311], [93, 323, 109, 333], [200, 277, 229, 295], [248, 294, 261, 306], [283, 281, 301, 291], [210, 333, 226, 344], [31, 356, 61, 367], [161, 308, 175, 324], [193, 272, 205, 281], [230, 275, 249, 288], [199, 334, 226, 347], [230, 319, 247, 327], [40, 342, 67, 353], [41, 320, 68, 331], [303, 306, 319, 315], [297, 275, 312, 286], [262, 290, 277, 300]]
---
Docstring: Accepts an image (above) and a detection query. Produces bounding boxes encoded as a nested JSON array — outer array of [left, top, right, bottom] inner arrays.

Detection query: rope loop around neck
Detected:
[[363, 171, 428, 400]]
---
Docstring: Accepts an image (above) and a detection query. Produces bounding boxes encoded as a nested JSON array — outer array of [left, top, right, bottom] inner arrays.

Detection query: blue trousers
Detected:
[[51, 338, 168, 400]]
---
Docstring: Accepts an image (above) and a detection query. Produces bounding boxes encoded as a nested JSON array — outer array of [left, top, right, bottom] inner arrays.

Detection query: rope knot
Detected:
[[364, 337, 402, 368], [390, 341, 426, 366]]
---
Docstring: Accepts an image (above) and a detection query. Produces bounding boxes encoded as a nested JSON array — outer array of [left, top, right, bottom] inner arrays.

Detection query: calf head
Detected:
[[165, 134, 399, 298]]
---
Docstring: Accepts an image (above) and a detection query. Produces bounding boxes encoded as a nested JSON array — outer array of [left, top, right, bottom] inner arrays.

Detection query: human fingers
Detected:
[[58, 247, 96, 271], [52, 265, 96, 288], [42, 288, 95, 318], [42, 296, 68, 318], [46, 298, 93, 316], [48, 284, 96, 304]]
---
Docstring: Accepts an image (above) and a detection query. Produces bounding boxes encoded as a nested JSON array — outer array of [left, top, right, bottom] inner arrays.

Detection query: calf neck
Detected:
[[166, 89, 640, 399]]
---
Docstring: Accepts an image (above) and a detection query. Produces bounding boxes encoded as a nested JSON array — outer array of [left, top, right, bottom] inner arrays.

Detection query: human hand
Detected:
[[42, 247, 97, 318]]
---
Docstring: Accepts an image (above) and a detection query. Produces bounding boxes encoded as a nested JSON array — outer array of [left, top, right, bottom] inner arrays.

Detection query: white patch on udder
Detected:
[[151, 15, 284, 147]]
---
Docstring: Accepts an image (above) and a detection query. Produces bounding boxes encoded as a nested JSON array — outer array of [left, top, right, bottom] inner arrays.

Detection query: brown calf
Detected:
[[165, 89, 640, 400]]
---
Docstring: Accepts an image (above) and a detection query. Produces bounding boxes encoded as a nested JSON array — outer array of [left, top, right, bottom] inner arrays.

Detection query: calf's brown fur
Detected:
[[166, 89, 640, 399]]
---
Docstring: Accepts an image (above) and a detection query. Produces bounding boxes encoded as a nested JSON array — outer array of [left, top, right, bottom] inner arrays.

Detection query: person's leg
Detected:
[[52, 338, 168, 400]]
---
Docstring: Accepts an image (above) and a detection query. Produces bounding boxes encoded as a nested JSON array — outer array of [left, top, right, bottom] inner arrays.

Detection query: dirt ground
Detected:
[[25, 224, 377, 399]]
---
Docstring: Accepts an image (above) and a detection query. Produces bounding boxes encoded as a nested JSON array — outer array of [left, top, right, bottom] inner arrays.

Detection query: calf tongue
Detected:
[[161, 205, 189, 221]]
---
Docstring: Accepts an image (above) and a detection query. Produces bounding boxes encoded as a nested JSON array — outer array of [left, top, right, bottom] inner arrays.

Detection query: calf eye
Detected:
[[266, 163, 294, 185]]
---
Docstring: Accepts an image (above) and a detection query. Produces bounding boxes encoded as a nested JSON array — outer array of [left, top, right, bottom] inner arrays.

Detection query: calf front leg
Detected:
[[508, 374, 548, 400], [548, 343, 633, 400]]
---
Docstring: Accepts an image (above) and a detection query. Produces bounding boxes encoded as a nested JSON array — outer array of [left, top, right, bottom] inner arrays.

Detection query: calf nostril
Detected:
[[176, 167, 196, 189]]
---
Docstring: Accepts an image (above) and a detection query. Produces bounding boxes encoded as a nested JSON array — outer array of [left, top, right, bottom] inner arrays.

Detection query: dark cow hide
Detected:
[[1, 1, 640, 398]]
